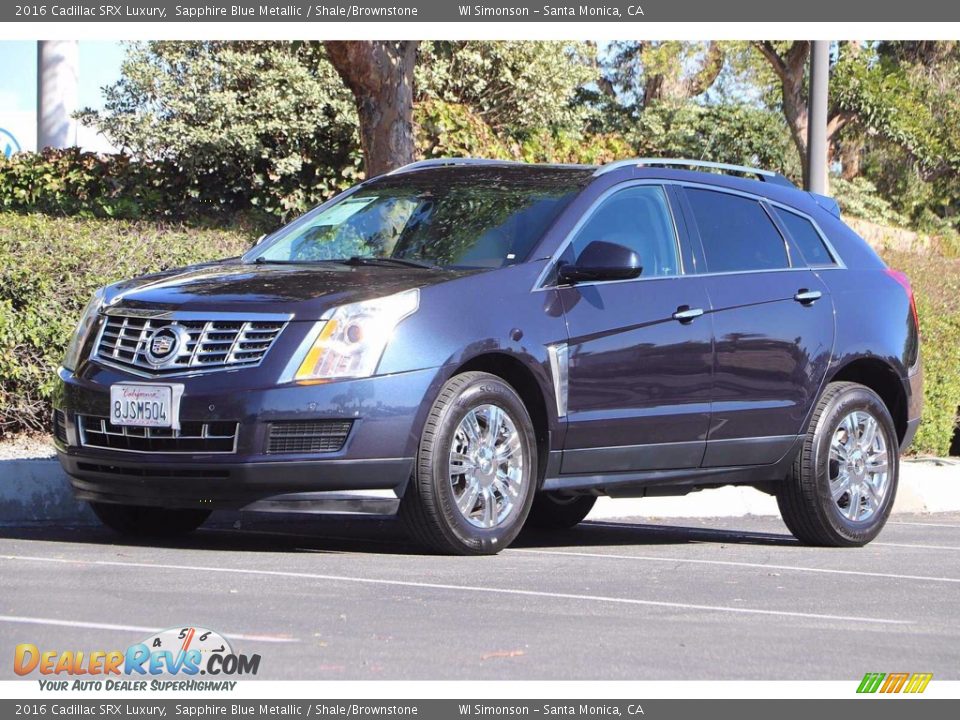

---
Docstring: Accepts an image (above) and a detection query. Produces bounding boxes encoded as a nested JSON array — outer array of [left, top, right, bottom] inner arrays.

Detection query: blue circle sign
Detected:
[[1, 127, 22, 158]]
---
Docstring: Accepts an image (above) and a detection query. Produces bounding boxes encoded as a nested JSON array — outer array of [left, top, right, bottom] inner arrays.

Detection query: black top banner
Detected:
[[5, 0, 959, 22]]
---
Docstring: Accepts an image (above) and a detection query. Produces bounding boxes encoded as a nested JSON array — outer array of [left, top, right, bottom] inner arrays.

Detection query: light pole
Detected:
[[37, 41, 79, 150], [806, 40, 829, 194]]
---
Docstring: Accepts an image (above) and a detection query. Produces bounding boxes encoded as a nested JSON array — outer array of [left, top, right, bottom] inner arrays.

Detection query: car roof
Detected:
[[380, 157, 836, 220]]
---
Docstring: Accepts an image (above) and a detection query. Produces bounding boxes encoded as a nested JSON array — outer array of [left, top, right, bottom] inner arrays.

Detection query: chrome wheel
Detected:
[[448, 403, 525, 529], [828, 410, 891, 523]]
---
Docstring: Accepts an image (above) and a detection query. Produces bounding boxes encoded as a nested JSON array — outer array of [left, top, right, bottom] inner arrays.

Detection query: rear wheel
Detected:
[[527, 492, 596, 529], [777, 381, 899, 547], [400, 372, 537, 555], [90, 502, 210, 538]]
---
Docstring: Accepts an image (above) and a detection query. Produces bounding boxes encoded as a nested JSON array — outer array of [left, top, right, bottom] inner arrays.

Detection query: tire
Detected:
[[776, 381, 899, 547], [527, 492, 597, 529], [90, 502, 210, 538], [399, 371, 537, 555]]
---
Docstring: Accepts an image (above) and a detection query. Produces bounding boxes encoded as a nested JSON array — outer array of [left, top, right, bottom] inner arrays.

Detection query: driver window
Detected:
[[568, 185, 680, 278]]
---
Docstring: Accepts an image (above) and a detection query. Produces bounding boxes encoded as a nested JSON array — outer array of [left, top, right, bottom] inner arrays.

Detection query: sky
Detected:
[[0, 40, 126, 113]]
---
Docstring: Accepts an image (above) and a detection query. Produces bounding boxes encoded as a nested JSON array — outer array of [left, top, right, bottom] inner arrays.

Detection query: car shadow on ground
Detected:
[[0, 511, 799, 556]]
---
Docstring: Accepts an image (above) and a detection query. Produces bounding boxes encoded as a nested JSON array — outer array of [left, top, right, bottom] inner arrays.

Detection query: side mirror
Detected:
[[557, 240, 643, 285]]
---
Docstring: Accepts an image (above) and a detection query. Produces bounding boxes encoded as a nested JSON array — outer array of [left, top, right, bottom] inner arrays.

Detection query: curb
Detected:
[[0, 457, 957, 526], [0, 459, 95, 524]]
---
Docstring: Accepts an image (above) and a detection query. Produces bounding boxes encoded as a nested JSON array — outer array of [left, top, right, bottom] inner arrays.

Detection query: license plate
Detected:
[[110, 384, 182, 429]]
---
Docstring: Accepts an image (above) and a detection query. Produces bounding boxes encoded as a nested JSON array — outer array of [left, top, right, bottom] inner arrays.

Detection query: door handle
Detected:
[[672, 306, 705, 323], [794, 289, 823, 305]]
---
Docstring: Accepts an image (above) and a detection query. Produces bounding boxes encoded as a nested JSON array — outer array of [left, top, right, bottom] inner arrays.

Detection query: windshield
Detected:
[[246, 168, 589, 269]]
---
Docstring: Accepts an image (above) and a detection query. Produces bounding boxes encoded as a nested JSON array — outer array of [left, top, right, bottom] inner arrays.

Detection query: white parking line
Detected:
[[0, 614, 299, 643], [510, 548, 960, 584], [0, 554, 911, 627], [890, 521, 960, 529], [874, 541, 960, 551]]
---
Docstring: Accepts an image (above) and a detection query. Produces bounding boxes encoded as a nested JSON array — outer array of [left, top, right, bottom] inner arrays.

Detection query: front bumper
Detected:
[[53, 363, 444, 510]]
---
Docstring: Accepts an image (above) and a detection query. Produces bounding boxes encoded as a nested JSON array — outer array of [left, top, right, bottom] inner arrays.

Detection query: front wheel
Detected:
[[400, 372, 537, 555], [777, 381, 899, 547], [90, 502, 211, 538]]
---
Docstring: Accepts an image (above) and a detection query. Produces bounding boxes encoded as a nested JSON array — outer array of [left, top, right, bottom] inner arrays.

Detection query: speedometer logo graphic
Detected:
[[140, 626, 232, 673]]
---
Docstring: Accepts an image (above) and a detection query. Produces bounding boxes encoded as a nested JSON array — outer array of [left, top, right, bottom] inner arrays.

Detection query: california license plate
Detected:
[[109, 384, 182, 429]]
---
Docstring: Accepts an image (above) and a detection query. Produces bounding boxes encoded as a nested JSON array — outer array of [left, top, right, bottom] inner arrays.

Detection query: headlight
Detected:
[[293, 288, 419, 381], [63, 288, 105, 372]]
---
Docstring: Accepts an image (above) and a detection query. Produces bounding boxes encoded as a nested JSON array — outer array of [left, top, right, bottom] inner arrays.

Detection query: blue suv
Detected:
[[53, 158, 922, 555]]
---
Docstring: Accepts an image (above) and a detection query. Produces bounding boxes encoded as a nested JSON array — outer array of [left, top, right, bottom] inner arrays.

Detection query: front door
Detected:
[[555, 184, 714, 475]]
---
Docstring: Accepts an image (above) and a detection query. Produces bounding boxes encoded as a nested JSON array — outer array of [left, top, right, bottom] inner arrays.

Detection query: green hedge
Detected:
[[0, 148, 285, 229], [1, 148, 202, 221], [0, 213, 252, 435], [882, 250, 960, 456]]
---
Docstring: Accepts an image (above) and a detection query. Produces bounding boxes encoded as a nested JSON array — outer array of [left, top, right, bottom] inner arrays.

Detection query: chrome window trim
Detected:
[[532, 180, 685, 292], [533, 179, 846, 292]]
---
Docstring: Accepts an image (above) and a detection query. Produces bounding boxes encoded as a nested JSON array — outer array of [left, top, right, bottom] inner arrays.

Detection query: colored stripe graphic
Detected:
[[881, 672, 910, 693], [904, 673, 933, 693], [857, 673, 886, 693], [857, 672, 931, 694]]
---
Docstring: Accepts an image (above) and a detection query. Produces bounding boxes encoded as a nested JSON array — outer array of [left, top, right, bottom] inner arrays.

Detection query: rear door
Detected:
[[678, 186, 835, 467], [555, 183, 714, 475]]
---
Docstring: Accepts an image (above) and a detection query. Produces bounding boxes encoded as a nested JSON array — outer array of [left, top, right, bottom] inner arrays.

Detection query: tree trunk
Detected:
[[324, 41, 419, 177], [755, 42, 812, 186], [642, 42, 724, 107]]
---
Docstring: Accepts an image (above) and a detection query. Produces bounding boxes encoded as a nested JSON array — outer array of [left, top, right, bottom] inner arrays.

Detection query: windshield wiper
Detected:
[[345, 256, 437, 270], [253, 257, 349, 266], [252, 256, 436, 269]]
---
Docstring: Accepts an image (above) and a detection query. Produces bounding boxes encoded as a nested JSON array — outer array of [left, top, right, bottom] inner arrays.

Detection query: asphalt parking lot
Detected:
[[1, 510, 959, 680]]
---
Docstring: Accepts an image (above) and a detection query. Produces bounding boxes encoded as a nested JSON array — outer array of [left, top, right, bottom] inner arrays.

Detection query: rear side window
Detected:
[[685, 189, 789, 273], [773, 207, 836, 266]]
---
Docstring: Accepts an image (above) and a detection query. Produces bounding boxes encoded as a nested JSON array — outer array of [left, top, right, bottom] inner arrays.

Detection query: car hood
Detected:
[[103, 260, 471, 320]]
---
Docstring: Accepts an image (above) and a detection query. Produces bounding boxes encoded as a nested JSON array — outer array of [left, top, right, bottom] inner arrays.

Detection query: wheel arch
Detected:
[[451, 352, 552, 484], [828, 357, 908, 443]]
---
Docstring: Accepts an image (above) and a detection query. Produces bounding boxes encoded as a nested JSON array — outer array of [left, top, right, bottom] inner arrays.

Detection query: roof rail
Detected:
[[386, 158, 525, 175], [594, 158, 794, 187]]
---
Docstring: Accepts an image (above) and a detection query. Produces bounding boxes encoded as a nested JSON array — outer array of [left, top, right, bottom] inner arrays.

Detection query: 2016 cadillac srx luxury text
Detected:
[[53, 158, 922, 555]]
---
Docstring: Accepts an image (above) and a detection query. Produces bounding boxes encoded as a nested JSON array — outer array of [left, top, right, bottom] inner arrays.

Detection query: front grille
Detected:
[[53, 409, 67, 443], [267, 420, 353, 454], [93, 314, 287, 374], [78, 415, 238, 454]]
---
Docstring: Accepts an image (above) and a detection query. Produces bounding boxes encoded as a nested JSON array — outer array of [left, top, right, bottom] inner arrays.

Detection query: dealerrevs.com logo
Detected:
[[14, 627, 260, 691]]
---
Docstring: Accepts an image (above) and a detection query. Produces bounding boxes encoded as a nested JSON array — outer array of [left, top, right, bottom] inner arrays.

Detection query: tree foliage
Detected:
[[79, 41, 362, 218], [416, 41, 595, 137]]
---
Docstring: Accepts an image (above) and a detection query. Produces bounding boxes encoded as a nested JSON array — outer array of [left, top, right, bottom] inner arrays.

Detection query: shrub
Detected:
[[831, 176, 908, 227], [0, 213, 252, 435], [0, 148, 180, 220], [79, 41, 362, 220], [882, 249, 960, 456]]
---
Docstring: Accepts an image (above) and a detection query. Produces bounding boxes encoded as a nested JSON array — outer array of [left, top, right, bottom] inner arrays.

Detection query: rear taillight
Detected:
[[885, 269, 920, 337]]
